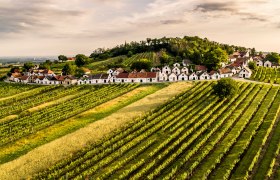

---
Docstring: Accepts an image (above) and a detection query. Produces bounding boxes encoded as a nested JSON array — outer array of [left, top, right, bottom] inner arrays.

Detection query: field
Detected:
[[0, 81, 280, 179], [251, 66, 280, 84], [122, 52, 159, 67]]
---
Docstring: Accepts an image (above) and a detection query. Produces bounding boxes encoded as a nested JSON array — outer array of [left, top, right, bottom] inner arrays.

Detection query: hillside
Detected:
[[0, 80, 280, 179]]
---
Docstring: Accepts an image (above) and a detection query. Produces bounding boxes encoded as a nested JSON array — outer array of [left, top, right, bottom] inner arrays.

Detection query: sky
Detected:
[[0, 0, 279, 56]]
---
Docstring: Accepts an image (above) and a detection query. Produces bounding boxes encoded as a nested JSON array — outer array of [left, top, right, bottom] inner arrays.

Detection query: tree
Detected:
[[131, 59, 152, 71], [213, 78, 238, 99], [266, 52, 280, 64], [23, 62, 35, 71], [250, 48, 256, 57], [75, 54, 90, 67], [62, 63, 77, 75], [58, 55, 68, 62], [205, 47, 228, 70], [39, 62, 50, 70], [248, 61, 257, 71]]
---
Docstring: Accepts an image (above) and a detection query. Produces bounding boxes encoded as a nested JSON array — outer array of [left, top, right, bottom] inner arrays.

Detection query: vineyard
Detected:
[[28, 81, 280, 180], [122, 52, 157, 67], [251, 67, 280, 84]]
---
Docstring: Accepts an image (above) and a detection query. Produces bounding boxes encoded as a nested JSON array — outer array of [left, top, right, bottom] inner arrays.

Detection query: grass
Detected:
[[0, 82, 192, 179]]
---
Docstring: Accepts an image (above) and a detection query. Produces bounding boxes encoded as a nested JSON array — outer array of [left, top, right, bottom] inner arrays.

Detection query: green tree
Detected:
[[213, 78, 238, 99], [75, 54, 90, 67], [248, 61, 257, 71], [62, 63, 77, 75], [205, 47, 228, 70], [131, 59, 152, 71], [58, 55, 68, 62], [23, 62, 35, 71], [250, 48, 256, 57], [39, 62, 50, 70], [266, 52, 280, 64]]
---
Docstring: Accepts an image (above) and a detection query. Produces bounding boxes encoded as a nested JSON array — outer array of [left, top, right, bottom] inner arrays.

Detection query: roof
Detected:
[[219, 68, 232, 74], [209, 71, 218, 75], [195, 65, 207, 71], [11, 73, 22, 78], [128, 72, 157, 78], [116, 73, 129, 78], [20, 76, 30, 80], [100, 74, 109, 79]]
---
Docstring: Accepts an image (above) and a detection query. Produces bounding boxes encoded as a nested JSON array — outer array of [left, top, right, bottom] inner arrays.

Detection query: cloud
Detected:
[[160, 19, 186, 25], [194, 2, 237, 13], [194, 1, 269, 22]]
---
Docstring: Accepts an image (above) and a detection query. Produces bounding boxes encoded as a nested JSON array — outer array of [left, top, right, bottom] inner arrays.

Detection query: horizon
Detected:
[[0, 0, 280, 56]]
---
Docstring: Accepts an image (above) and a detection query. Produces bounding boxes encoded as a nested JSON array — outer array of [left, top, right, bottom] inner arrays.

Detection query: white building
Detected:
[[178, 73, 188, 81], [239, 67, 252, 78], [189, 72, 198, 80], [162, 66, 172, 75], [168, 73, 178, 82]]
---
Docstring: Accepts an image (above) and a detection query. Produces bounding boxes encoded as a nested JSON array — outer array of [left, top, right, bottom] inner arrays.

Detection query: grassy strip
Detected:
[[0, 82, 191, 179]]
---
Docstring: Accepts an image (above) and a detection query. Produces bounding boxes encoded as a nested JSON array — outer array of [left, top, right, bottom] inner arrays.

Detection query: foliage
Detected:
[[266, 52, 280, 64], [131, 59, 152, 71], [89, 36, 247, 70], [23, 62, 35, 72], [213, 78, 238, 99], [251, 67, 280, 84], [39, 62, 50, 70], [204, 47, 228, 70], [75, 54, 90, 67], [58, 55, 68, 62], [248, 61, 257, 71], [62, 63, 77, 75]]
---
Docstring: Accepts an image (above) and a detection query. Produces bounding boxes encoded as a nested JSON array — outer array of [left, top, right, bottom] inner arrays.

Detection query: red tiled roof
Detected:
[[128, 72, 157, 78], [116, 73, 129, 78], [20, 76, 30, 80], [219, 68, 232, 74], [195, 65, 207, 71]]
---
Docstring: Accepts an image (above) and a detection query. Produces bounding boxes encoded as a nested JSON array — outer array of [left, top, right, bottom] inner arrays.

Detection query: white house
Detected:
[[162, 66, 172, 75], [178, 73, 188, 81], [107, 69, 114, 76], [239, 67, 252, 78], [172, 67, 181, 75], [256, 60, 263, 66], [158, 72, 168, 81], [228, 55, 237, 63], [189, 72, 198, 80], [199, 72, 211, 80], [168, 73, 178, 82], [209, 71, 221, 80], [219, 68, 233, 78], [264, 60, 272, 67], [116, 73, 130, 83], [173, 63, 180, 67], [181, 67, 189, 74]]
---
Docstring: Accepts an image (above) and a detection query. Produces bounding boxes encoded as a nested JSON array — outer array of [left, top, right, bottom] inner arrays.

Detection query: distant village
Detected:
[[7, 51, 279, 85]]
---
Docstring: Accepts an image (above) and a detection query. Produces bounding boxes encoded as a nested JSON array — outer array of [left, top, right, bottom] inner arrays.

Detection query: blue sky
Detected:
[[0, 0, 279, 56]]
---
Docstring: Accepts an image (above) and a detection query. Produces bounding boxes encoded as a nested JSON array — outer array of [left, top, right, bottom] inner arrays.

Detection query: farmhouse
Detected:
[[178, 73, 188, 81], [162, 66, 171, 74], [189, 72, 198, 80], [172, 67, 181, 75], [239, 67, 252, 78], [168, 73, 178, 82], [219, 68, 233, 78], [199, 72, 210, 80], [158, 72, 168, 81], [264, 60, 272, 68], [209, 71, 221, 80]]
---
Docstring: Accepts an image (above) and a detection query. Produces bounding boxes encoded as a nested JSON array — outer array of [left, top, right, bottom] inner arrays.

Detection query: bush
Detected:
[[213, 78, 238, 99]]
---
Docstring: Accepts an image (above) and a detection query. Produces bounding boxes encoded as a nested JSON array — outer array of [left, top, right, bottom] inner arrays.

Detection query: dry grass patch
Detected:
[[27, 94, 78, 113], [0, 115, 18, 124], [0, 82, 192, 179]]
